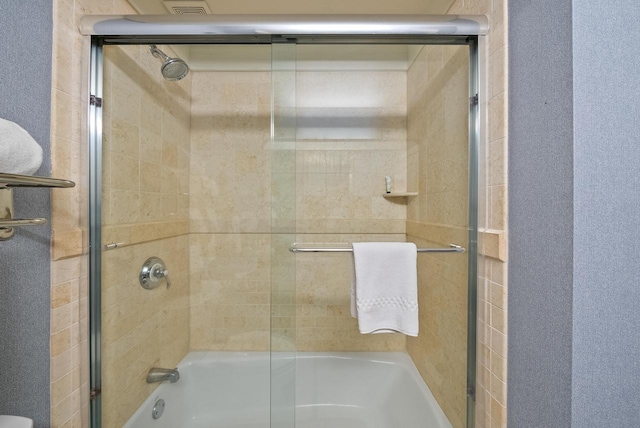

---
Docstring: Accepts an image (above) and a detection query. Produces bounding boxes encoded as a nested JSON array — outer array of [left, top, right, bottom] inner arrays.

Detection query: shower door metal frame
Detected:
[[88, 40, 103, 428], [86, 17, 483, 428]]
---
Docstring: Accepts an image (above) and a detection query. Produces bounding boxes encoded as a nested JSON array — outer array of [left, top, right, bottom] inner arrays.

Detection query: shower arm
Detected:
[[149, 45, 169, 61]]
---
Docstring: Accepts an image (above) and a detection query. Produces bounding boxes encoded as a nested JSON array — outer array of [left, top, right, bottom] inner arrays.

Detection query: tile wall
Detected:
[[294, 70, 408, 351], [50, 3, 507, 427], [448, 0, 509, 427], [99, 44, 192, 427], [294, 71, 408, 234], [403, 1, 508, 426], [405, 44, 470, 428], [50, 1, 141, 426], [189, 71, 272, 350], [188, 69, 408, 352]]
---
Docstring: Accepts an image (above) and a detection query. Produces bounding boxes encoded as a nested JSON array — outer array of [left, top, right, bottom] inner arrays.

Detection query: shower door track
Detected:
[[85, 14, 484, 428]]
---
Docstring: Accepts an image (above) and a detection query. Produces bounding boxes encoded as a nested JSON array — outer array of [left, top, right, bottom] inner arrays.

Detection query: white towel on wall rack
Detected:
[[351, 242, 419, 336], [0, 118, 43, 176]]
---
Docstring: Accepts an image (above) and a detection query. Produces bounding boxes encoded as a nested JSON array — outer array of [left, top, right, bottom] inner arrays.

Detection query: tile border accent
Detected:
[[52, 228, 84, 260], [407, 220, 505, 261]]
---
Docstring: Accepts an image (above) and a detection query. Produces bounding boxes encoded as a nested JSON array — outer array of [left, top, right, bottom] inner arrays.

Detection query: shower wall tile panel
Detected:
[[50, 1, 137, 426], [50, 0, 193, 423], [294, 234, 407, 351], [100, 236, 190, 427], [190, 233, 272, 350], [99, 44, 192, 427], [190, 71, 272, 234], [189, 70, 408, 352], [449, 0, 508, 427], [405, 44, 470, 428], [295, 71, 408, 234], [189, 71, 273, 350], [50, 2, 508, 426]]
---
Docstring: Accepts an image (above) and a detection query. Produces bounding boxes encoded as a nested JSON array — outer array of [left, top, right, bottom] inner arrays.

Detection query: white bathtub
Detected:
[[124, 352, 452, 428]]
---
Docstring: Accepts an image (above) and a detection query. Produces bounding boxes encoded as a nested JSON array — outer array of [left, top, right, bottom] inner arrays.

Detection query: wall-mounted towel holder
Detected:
[[289, 243, 466, 253], [0, 172, 76, 241]]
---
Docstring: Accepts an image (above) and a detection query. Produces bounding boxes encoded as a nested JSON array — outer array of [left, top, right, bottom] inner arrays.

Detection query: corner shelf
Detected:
[[382, 192, 418, 199]]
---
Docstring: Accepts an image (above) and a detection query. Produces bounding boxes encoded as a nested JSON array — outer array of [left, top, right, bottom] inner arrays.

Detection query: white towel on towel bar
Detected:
[[0, 118, 43, 175], [351, 242, 419, 336]]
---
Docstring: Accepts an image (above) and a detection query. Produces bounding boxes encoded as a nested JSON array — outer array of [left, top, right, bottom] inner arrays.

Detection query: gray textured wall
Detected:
[[0, 1, 53, 426], [507, 0, 575, 426], [510, 0, 640, 426], [571, 1, 640, 426]]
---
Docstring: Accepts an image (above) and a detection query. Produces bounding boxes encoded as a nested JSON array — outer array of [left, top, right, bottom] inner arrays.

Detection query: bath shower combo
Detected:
[[82, 14, 486, 428]]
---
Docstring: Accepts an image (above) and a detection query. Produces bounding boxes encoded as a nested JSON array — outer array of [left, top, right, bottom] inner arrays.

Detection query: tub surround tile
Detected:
[[189, 233, 271, 351], [189, 70, 409, 354], [447, 3, 510, 425], [101, 237, 190, 427], [406, 43, 474, 428], [293, 233, 407, 352], [53, 39, 192, 427], [52, 228, 83, 260], [51, 4, 508, 427]]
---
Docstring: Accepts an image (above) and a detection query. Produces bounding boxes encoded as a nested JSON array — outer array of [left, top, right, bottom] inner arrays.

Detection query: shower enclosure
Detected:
[[83, 15, 484, 428]]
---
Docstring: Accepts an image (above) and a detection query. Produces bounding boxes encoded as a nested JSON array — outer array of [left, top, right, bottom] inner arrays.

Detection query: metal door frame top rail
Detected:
[[85, 14, 482, 428], [80, 14, 489, 38]]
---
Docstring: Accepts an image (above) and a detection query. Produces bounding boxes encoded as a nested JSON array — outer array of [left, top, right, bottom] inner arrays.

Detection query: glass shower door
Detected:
[[268, 41, 477, 428], [270, 43, 297, 428], [92, 36, 477, 428]]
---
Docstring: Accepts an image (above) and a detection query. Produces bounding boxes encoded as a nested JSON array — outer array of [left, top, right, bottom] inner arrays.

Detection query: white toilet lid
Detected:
[[0, 416, 33, 428]]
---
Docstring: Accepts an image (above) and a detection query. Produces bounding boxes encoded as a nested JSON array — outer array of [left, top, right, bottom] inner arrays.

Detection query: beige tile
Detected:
[[490, 350, 507, 383], [52, 281, 72, 309], [490, 281, 507, 310], [52, 89, 73, 141], [139, 161, 161, 193], [490, 373, 507, 406], [488, 92, 507, 143], [51, 305, 72, 334], [110, 190, 140, 224], [489, 46, 507, 99], [110, 119, 139, 159], [490, 396, 507, 428], [110, 153, 139, 191], [491, 328, 507, 359], [52, 228, 84, 261], [52, 258, 81, 285], [488, 138, 507, 186], [491, 304, 507, 334], [51, 328, 71, 357]]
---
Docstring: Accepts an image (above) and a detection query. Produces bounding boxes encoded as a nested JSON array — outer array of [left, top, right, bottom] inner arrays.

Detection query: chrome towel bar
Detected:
[[0, 172, 75, 188], [0, 172, 76, 241], [0, 218, 47, 227], [289, 243, 465, 253]]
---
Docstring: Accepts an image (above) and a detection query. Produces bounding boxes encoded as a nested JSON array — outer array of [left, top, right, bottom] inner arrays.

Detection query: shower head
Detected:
[[149, 45, 189, 81]]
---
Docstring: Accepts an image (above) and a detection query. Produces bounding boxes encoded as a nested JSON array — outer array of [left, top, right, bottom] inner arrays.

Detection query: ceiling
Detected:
[[127, 0, 454, 16], [126, 0, 455, 71]]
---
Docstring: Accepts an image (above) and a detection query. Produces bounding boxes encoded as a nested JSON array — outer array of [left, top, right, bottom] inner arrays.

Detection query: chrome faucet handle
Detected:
[[153, 267, 171, 289], [140, 257, 171, 290]]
